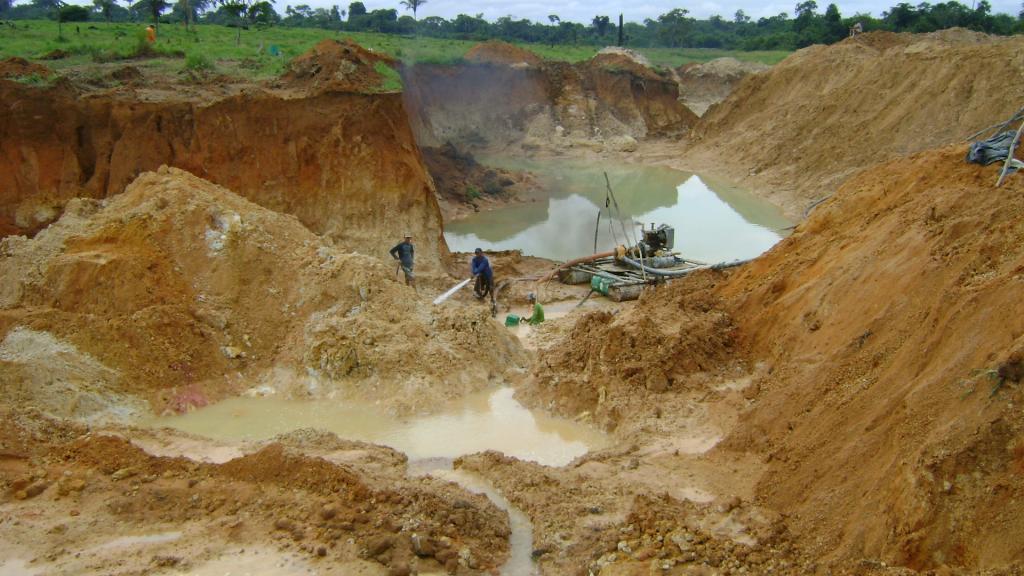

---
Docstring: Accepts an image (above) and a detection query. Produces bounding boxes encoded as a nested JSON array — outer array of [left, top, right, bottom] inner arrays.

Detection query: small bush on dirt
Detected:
[[466, 186, 481, 200], [13, 73, 51, 86], [185, 52, 214, 72]]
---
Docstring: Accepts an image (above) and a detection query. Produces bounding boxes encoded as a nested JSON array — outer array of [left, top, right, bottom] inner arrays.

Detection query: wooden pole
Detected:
[[996, 119, 1024, 187]]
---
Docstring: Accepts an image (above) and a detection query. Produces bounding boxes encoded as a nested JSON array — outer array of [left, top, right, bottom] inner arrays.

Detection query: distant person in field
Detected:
[[471, 248, 494, 304], [145, 25, 156, 43], [389, 234, 415, 289]]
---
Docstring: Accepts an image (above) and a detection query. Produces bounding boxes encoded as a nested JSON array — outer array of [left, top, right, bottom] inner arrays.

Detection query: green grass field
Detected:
[[0, 20, 790, 79]]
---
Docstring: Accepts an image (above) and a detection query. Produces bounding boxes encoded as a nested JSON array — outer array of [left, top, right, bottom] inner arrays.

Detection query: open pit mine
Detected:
[[2, 30, 1024, 576]]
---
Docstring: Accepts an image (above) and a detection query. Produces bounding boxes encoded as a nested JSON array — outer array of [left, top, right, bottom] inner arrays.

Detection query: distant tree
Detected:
[[60, 3, 89, 20], [398, 0, 424, 22], [794, 0, 818, 31], [137, 0, 170, 35], [218, 0, 274, 43], [591, 14, 610, 37], [547, 14, 558, 24], [176, 0, 210, 30], [734, 9, 750, 23], [0, 0, 12, 15], [92, 0, 117, 21], [347, 0, 364, 17], [656, 8, 691, 47]]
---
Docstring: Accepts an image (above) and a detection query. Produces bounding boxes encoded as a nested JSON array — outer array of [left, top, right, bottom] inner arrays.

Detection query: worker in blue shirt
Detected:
[[389, 234, 415, 289], [471, 248, 494, 305]]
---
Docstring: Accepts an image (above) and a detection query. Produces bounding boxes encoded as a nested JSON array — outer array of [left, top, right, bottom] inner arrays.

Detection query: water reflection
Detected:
[[445, 158, 791, 262]]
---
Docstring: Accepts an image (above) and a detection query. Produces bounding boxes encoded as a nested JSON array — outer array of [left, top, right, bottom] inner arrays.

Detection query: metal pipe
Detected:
[[619, 256, 754, 277]]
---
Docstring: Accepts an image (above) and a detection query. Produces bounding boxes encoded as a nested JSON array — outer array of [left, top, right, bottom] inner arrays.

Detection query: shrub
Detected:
[[185, 52, 214, 71]]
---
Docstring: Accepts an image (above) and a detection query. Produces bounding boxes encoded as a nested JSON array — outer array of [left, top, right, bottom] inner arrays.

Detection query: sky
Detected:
[[340, 0, 1020, 24]]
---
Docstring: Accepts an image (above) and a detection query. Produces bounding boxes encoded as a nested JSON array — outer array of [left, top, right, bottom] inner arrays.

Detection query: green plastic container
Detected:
[[504, 314, 521, 327], [590, 275, 615, 296]]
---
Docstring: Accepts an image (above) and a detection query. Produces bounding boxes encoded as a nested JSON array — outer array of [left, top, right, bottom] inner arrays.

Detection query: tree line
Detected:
[[3, 0, 1022, 50]]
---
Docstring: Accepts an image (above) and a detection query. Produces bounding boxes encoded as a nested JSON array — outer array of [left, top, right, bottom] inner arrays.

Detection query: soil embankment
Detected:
[[685, 30, 1024, 216], [717, 146, 1024, 570], [0, 167, 527, 418], [0, 40, 448, 271], [402, 41, 697, 155]]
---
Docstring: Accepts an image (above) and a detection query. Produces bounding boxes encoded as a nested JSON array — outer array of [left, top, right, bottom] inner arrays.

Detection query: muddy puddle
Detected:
[[144, 387, 597, 575], [145, 387, 606, 467], [445, 158, 791, 262]]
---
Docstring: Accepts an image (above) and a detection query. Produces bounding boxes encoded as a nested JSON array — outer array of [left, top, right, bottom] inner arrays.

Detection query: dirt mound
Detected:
[[688, 31, 1024, 216], [464, 40, 542, 67], [589, 51, 665, 82], [677, 57, 770, 116], [0, 57, 52, 78], [279, 39, 394, 94], [713, 146, 1024, 569], [0, 167, 527, 418], [524, 273, 739, 430], [0, 409, 511, 574]]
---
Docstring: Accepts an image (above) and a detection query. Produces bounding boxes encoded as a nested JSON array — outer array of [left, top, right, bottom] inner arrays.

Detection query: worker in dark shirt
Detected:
[[389, 234, 415, 289], [471, 248, 494, 305]]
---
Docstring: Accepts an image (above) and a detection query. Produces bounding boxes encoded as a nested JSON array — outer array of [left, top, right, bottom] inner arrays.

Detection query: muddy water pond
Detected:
[[146, 387, 606, 467], [444, 158, 791, 262]]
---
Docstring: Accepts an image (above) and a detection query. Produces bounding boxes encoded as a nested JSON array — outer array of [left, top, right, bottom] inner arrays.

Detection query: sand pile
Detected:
[[0, 167, 527, 419], [279, 39, 395, 94], [589, 51, 666, 82], [524, 274, 739, 430], [677, 57, 770, 116], [688, 30, 1024, 216], [464, 40, 542, 67], [707, 146, 1023, 570]]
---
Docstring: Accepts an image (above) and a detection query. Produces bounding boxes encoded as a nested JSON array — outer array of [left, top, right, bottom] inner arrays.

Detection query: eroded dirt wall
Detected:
[[401, 55, 697, 153], [0, 81, 447, 270]]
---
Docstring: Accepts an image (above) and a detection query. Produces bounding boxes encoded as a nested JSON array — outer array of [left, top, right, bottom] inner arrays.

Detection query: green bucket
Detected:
[[590, 275, 615, 296], [504, 314, 521, 327]]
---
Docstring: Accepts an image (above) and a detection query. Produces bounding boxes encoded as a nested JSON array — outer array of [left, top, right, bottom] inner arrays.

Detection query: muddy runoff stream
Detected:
[[445, 158, 792, 262], [146, 387, 607, 575]]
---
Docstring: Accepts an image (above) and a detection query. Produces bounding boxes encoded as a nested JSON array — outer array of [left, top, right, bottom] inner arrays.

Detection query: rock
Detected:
[[411, 534, 435, 557], [320, 504, 338, 520], [221, 346, 244, 359], [387, 561, 411, 576], [274, 518, 296, 532], [316, 546, 327, 557], [607, 135, 639, 152], [111, 468, 137, 481], [366, 534, 395, 557], [646, 369, 669, 393], [19, 481, 50, 499]]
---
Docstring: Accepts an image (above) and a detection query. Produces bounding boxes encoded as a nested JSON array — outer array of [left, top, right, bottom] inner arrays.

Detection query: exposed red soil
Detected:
[[279, 38, 395, 94], [0, 43, 447, 271], [0, 56, 53, 78], [463, 40, 542, 67]]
